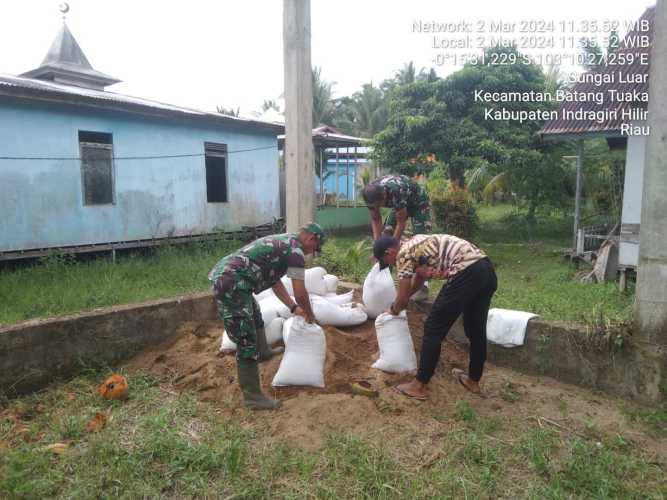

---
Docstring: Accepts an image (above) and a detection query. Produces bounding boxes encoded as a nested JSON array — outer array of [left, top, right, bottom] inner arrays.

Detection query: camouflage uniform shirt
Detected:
[[375, 175, 428, 213], [369, 175, 432, 235], [208, 233, 306, 294], [208, 234, 305, 361]]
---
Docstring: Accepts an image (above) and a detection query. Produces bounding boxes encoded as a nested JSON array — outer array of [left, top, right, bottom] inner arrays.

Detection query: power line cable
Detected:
[[0, 144, 277, 161]]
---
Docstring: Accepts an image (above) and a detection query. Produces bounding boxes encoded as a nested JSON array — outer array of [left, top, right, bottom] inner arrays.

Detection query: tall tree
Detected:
[[332, 83, 388, 138], [216, 106, 240, 117], [373, 46, 569, 214], [261, 99, 281, 113], [312, 66, 336, 126]]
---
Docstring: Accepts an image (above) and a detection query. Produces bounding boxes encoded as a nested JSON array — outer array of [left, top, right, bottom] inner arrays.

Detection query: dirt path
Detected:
[[124, 311, 666, 463]]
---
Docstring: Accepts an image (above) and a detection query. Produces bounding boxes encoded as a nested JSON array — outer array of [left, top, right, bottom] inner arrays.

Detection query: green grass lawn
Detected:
[[321, 204, 634, 324], [0, 241, 240, 326], [1, 204, 633, 326], [1, 370, 664, 499]]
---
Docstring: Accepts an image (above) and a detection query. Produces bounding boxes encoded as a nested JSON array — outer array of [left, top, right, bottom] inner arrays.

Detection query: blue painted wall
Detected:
[[315, 159, 368, 200], [0, 97, 280, 252]]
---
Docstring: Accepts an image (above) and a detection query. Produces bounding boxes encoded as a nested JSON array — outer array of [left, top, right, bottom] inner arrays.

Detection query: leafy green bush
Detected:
[[315, 238, 372, 283], [426, 168, 479, 238]]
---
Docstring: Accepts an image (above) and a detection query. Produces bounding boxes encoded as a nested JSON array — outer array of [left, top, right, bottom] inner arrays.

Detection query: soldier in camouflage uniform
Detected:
[[208, 223, 325, 410], [362, 174, 432, 241]]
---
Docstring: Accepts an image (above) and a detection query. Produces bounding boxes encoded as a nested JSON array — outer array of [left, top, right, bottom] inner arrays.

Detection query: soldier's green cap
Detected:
[[301, 222, 326, 250]]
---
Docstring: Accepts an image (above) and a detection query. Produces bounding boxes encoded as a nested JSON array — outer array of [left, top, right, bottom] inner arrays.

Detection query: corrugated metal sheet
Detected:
[[541, 6, 654, 137], [0, 72, 284, 133]]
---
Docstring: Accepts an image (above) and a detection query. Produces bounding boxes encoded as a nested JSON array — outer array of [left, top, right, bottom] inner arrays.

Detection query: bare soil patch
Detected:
[[124, 312, 666, 460]]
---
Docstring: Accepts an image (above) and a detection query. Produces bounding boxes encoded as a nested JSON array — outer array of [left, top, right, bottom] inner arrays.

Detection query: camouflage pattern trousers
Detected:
[[213, 271, 264, 361]]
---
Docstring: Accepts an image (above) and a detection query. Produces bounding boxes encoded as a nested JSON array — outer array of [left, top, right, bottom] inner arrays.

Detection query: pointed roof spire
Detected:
[[20, 9, 120, 90]]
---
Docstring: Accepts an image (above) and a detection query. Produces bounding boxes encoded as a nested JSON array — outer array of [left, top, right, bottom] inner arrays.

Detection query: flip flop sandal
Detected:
[[393, 385, 427, 401], [350, 380, 378, 398], [452, 368, 481, 395]]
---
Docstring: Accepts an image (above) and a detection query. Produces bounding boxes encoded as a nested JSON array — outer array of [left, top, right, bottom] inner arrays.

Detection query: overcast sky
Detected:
[[0, 0, 651, 117]]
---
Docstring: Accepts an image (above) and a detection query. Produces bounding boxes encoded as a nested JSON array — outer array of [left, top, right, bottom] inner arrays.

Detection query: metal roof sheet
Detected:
[[0, 72, 284, 133]]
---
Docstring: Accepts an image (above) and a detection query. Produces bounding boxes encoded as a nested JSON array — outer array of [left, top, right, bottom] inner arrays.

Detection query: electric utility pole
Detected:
[[283, 0, 314, 231]]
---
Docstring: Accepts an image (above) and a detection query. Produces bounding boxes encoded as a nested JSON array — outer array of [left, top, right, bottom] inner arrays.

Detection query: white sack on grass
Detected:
[[272, 316, 326, 388], [362, 263, 397, 319], [372, 311, 417, 373], [323, 274, 339, 294], [310, 295, 367, 327], [281, 267, 328, 296], [219, 316, 286, 353], [258, 295, 291, 319], [322, 291, 354, 305]]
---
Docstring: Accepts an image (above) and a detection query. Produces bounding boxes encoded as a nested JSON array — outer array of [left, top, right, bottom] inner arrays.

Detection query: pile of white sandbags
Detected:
[[280, 266, 329, 296], [321, 290, 354, 305], [272, 317, 327, 387], [362, 263, 397, 319], [219, 267, 367, 352], [254, 267, 344, 304], [310, 295, 367, 326], [372, 311, 417, 373]]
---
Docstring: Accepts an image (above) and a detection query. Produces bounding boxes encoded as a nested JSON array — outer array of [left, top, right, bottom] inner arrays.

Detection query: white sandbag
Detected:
[[254, 288, 275, 301], [281, 266, 328, 296], [323, 274, 339, 293], [322, 291, 354, 305], [362, 263, 397, 319], [258, 295, 291, 319], [260, 304, 279, 326], [219, 316, 286, 353], [281, 316, 295, 344], [272, 316, 326, 388], [372, 311, 417, 373], [219, 330, 237, 353], [311, 295, 367, 326], [266, 316, 286, 345]]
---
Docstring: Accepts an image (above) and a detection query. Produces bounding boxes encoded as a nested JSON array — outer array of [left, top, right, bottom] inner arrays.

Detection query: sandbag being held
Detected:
[[372, 311, 417, 373], [362, 263, 397, 319], [272, 317, 326, 388]]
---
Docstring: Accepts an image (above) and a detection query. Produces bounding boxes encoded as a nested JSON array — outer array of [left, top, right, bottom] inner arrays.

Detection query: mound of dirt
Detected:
[[123, 311, 667, 460]]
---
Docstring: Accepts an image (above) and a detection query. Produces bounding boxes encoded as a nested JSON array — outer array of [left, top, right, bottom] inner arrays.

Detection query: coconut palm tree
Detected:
[[312, 66, 336, 126], [350, 83, 387, 138], [216, 106, 240, 117]]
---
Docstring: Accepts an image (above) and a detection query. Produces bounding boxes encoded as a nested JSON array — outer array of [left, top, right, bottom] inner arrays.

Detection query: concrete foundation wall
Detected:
[[412, 300, 667, 404], [0, 293, 218, 396], [2, 289, 664, 403]]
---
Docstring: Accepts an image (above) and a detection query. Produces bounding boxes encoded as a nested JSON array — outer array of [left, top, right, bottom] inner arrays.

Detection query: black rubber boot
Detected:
[[237, 358, 281, 410], [256, 327, 284, 362]]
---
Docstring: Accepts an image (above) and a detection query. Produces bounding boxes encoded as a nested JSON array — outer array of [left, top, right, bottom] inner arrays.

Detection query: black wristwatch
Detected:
[[290, 303, 299, 313]]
